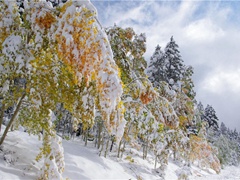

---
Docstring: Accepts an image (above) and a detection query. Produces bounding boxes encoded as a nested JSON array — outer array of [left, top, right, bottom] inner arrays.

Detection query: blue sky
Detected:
[[92, 0, 240, 131]]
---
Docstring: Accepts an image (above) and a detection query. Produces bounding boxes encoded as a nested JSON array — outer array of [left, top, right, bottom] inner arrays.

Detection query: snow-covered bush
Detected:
[[175, 165, 192, 180], [37, 110, 64, 180], [189, 135, 221, 174]]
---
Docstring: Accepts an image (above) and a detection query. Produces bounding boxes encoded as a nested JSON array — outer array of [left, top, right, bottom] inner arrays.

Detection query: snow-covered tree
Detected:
[[232, 129, 239, 140], [147, 36, 186, 90], [189, 134, 221, 173], [106, 26, 180, 165], [1, 0, 124, 140], [220, 122, 227, 136], [37, 110, 65, 180], [0, 0, 31, 144], [1, 0, 125, 177], [106, 25, 146, 84], [147, 37, 195, 129], [203, 105, 219, 131], [181, 66, 196, 100], [146, 37, 198, 175], [131, 32, 147, 77], [146, 45, 165, 87], [214, 131, 240, 167], [164, 36, 185, 87]]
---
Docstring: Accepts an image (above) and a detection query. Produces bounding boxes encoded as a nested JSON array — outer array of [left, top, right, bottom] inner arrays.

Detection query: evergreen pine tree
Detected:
[[203, 105, 219, 131], [194, 102, 205, 128], [181, 66, 196, 100], [220, 122, 227, 135], [146, 45, 165, 87], [164, 36, 185, 87], [233, 129, 238, 140], [147, 37, 185, 89]]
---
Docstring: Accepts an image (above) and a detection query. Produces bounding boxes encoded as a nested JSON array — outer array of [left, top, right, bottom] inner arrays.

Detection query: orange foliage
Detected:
[[35, 12, 56, 29], [189, 135, 221, 173], [0, 2, 21, 48], [140, 88, 155, 105], [125, 29, 134, 39], [55, 9, 100, 86]]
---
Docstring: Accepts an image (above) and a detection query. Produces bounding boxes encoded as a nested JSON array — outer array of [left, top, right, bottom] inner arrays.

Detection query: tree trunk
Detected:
[[57, 120, 61, 133], [119, 121, 132, 158], [121, 140, 126, 158], [84, 128, 88, 146], [110, 136, 114, 152], [117, 139, 122, 158], [10, 124, 14, 131], [104, 137, 110, 158], [143, 144, 145, 159], [0, 94, 25, 145], [62, 115, 67, 138], [99, 131, 105, 156], [94, 122, 98, 147], [56, 105, 62, 133], [143, 138, 149, 160], [97, 121, 102, 149], [154, 154, 157, 169], [0, 103, 5, 133], [94, 129, 97, 147], [173, 148, 176, 161], [10, 105, 16, 132]]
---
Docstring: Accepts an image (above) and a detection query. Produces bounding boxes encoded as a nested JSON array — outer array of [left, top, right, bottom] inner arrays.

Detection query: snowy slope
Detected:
[[190, 166, 240, 180], [63, 140, 135, 179], [0, 127, 41, 180], [1, 127, 240, 180]]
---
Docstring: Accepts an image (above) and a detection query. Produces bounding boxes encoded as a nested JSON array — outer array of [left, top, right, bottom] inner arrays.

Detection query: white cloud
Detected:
[[201, 69, 240, 94], [185, 19, 225, 42]]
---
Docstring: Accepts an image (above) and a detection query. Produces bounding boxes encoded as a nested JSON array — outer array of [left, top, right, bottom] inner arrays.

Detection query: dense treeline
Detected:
[[0, 0, 239, 179]]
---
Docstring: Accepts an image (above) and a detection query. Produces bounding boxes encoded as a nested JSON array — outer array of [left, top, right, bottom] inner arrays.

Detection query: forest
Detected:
[[0, 0, 240, 179]]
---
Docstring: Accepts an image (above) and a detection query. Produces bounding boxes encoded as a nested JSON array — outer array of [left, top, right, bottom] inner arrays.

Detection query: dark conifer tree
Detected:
[[220, 122, 227, 135], [164, 36, 185, 86], [146, 45, 165, 87], [204, 105, 219, 131]]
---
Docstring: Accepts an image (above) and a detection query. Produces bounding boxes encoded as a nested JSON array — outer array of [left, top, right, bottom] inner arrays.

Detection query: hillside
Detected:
[[1, 126, 240, 180]]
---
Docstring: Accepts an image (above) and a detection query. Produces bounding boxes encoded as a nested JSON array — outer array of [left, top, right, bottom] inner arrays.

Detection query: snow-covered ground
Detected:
[[191, 166, 240, 180], [0, 127, 240, 180]]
